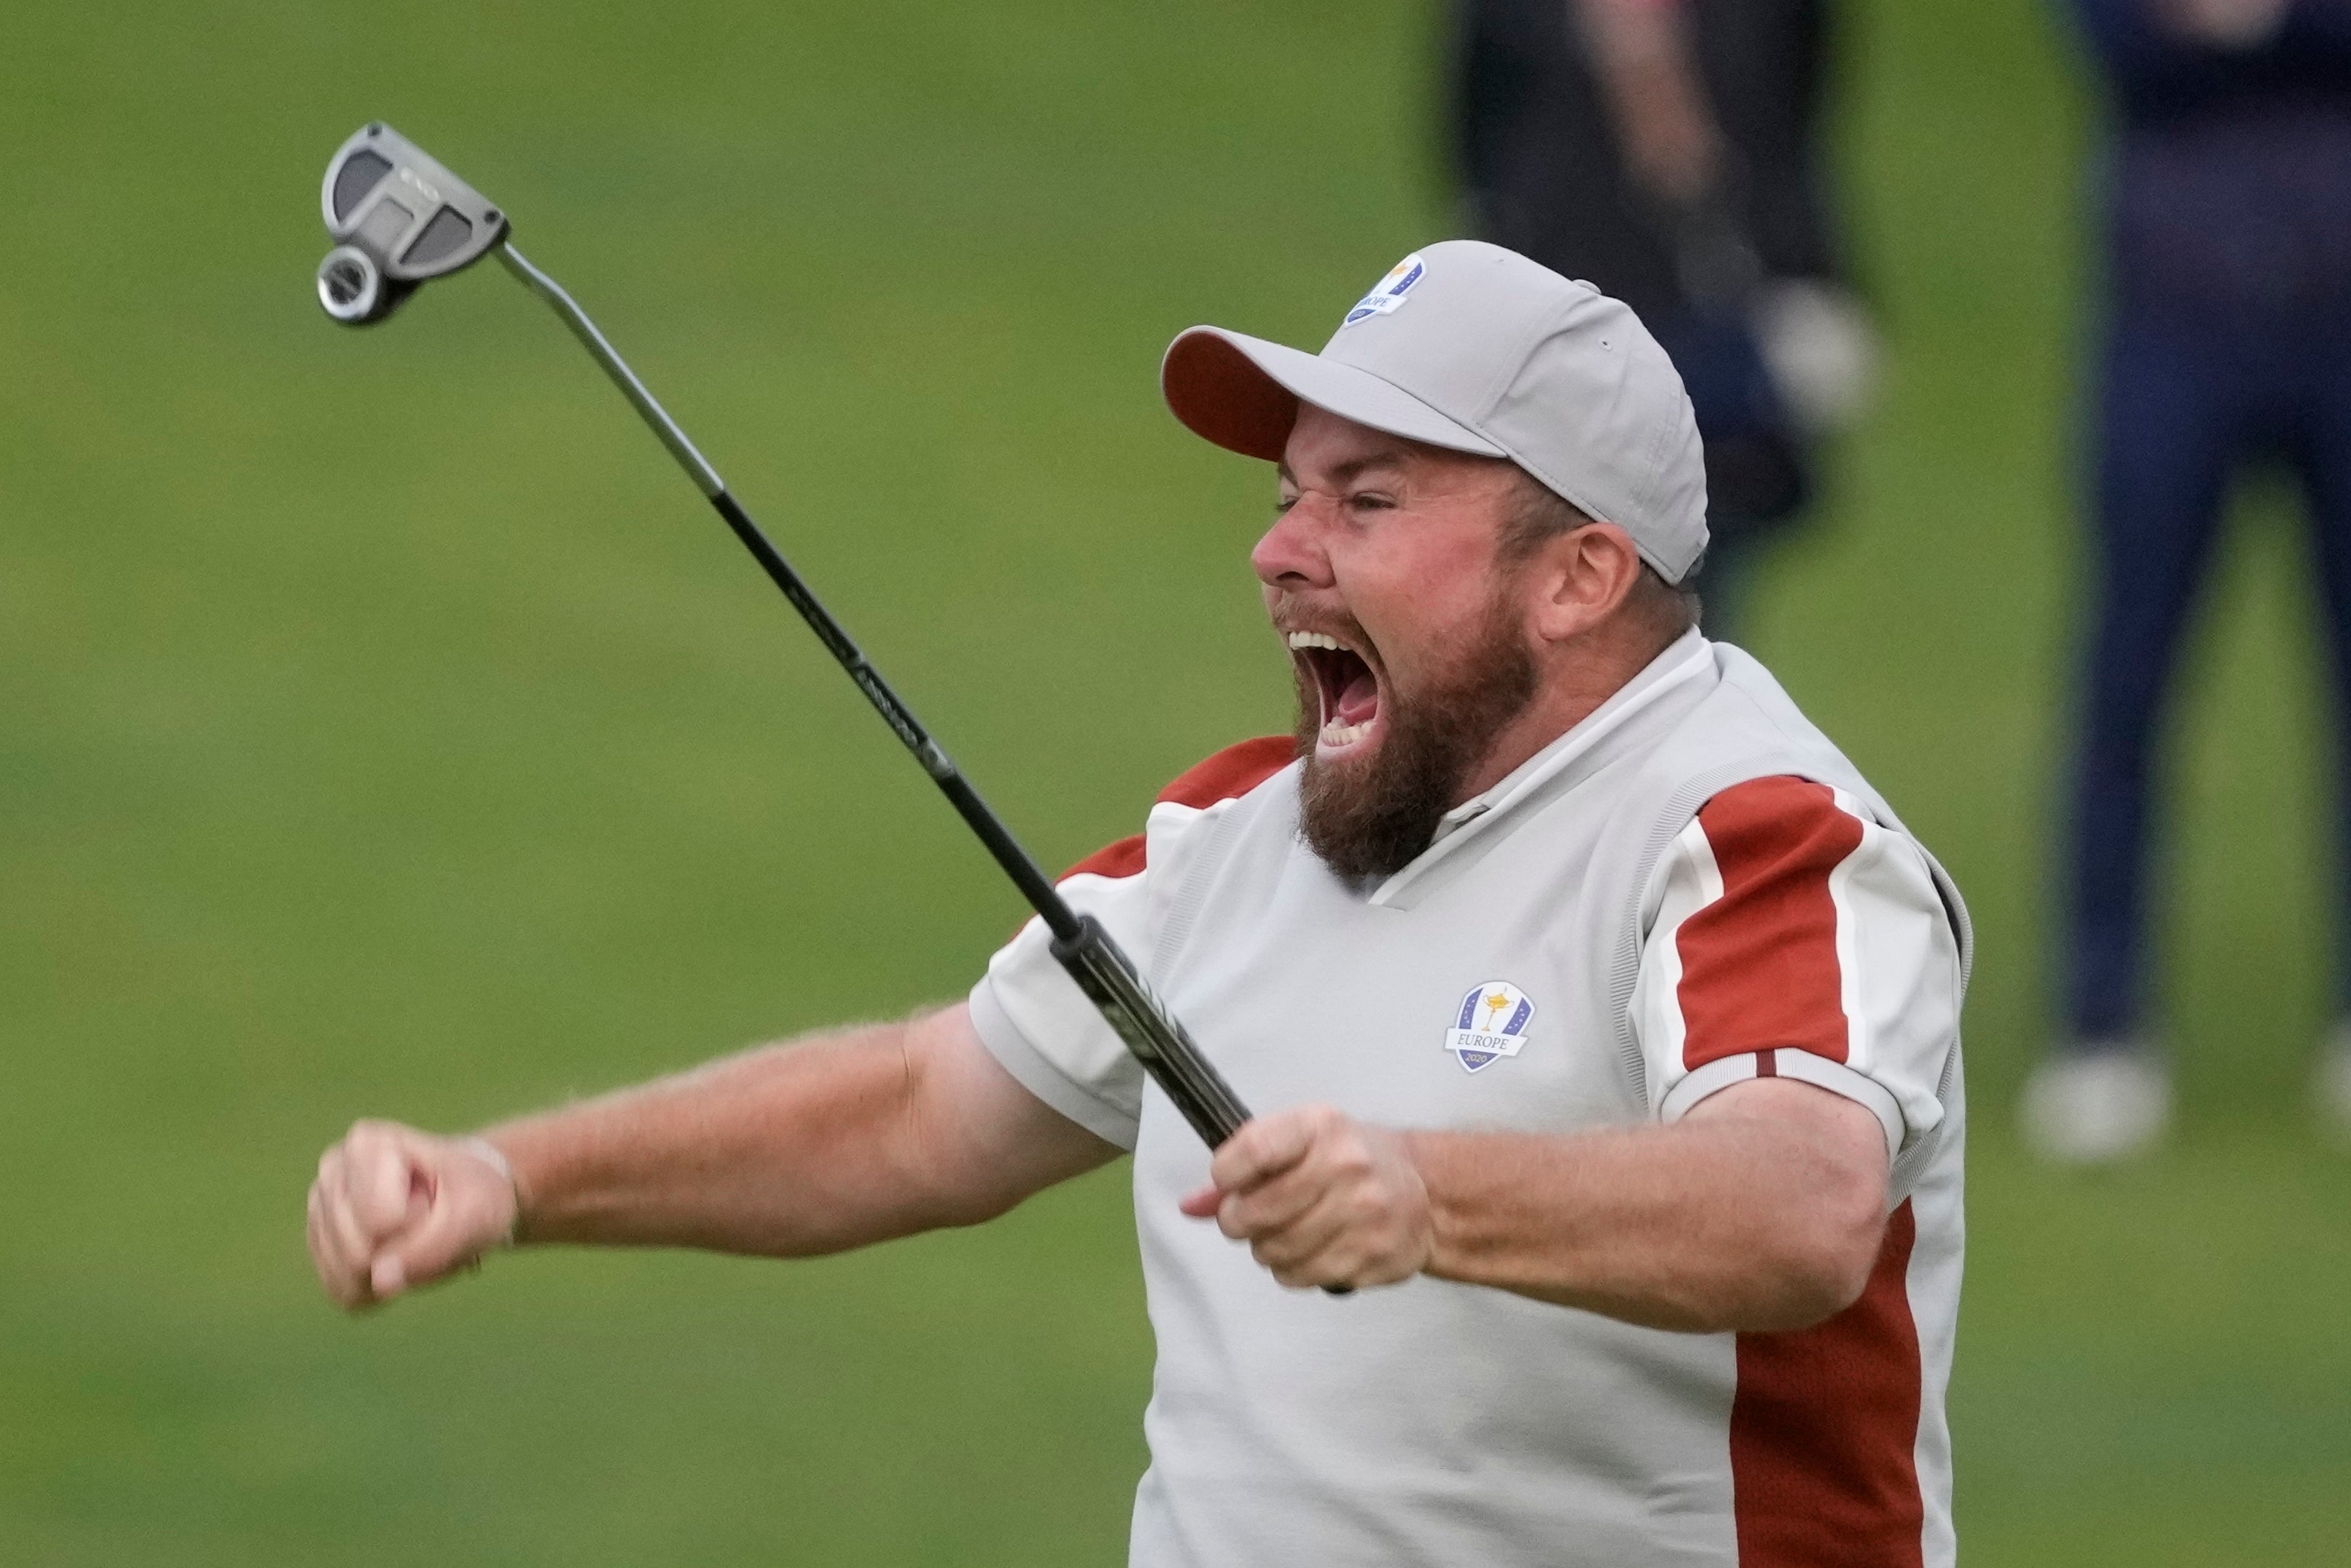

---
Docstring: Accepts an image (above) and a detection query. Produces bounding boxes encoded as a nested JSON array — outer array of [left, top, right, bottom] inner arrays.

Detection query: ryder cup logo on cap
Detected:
[[1445, 981, 1534, 1073], [1340, 252, 1427, 327]]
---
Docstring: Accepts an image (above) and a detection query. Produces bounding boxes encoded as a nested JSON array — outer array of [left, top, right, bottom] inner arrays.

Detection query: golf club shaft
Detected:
[[492, 242, 1254, 1152]]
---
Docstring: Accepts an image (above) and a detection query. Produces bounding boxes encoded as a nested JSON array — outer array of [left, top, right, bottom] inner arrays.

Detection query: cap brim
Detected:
[[1160, 327, 1506, 463]]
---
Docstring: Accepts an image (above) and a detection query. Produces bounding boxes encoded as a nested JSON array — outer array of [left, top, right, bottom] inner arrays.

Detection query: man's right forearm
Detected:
[[486, 1004, 1116, 1257]]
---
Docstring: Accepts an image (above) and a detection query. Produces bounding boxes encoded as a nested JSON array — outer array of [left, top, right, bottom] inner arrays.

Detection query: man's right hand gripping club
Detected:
[[307, 1122, 520, 1309]]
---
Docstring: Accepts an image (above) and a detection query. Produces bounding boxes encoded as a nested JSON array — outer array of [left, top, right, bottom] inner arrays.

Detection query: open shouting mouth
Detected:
[[1288, 629, 1385, 760]]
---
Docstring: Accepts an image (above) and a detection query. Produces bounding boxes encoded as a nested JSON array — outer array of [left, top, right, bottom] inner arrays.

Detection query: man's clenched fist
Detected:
[[1178, 1104, 1433, 1291], [306, 1121, 519, 1310]]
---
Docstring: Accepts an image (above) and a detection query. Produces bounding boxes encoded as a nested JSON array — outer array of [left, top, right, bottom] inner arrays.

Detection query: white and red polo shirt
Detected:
[[969, 633, 1968, 1568]]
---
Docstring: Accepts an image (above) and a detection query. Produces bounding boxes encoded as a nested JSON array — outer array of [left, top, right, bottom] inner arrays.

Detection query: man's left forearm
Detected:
[[1408, 1079, 1890, 1332]]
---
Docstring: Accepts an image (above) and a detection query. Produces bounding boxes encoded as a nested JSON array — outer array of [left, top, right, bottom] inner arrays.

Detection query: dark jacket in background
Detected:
[[2072, 0, 2351, 316], [1451, 0, 1844, 321], [1450, 0, 1853, 540]]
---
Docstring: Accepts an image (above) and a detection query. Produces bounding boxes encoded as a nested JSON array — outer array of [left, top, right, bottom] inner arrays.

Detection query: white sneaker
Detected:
[[2315, 1023, 2351, 1144], [2021, 1049, 2171, 1165]]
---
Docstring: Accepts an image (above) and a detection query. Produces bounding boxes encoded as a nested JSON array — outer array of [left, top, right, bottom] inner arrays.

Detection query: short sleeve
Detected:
[[1629, 776, 1963, 1170], [970, 865, 1158, 1148], [967, 735, 1296, 1151]]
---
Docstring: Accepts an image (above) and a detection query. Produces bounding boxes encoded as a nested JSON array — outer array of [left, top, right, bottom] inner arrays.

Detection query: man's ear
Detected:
[[1526, 523, 1646, 644]]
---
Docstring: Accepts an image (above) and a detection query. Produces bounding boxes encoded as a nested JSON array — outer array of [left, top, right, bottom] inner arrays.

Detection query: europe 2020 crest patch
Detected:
[[1445, 981, 1534, 1073], [1341, 252, 1427, 327]]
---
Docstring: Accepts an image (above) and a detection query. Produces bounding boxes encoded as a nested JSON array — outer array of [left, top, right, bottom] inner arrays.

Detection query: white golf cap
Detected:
[[1162, 240, 1709, 583]]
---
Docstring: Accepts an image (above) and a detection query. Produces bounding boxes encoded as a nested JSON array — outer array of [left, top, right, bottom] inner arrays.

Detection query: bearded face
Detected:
[[1258, 407, 1587, 881], [1289, 575, 1539, 880]]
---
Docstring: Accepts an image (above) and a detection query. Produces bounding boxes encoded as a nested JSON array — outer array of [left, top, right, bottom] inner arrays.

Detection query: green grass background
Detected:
[[4, 0, 2349, 1560]]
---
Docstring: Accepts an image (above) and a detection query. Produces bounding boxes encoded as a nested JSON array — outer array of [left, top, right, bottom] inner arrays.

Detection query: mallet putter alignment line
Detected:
[[313, 123, 1286, 1176]]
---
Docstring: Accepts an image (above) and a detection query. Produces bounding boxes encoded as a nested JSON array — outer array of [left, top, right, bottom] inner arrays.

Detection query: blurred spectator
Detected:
[[2028, 0, 2351, 1161], [1450, 0, 1878, 642]]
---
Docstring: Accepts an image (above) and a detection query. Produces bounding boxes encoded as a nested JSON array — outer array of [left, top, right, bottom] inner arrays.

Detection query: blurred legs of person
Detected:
[[1683, 276, 1880, 644], [2032, 310, 2351, 1160], [2299, 314, 2351, 1139], [1650, 305, 1812, 646], [2030, 316, 2220, 1162]]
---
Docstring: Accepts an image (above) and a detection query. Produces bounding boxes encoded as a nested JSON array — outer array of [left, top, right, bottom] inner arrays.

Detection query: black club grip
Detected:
[[1049, 916, 1248, 1145]]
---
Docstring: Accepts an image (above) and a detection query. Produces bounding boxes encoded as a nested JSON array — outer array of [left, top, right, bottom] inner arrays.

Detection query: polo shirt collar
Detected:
[[1368, 630, 1716, 907]]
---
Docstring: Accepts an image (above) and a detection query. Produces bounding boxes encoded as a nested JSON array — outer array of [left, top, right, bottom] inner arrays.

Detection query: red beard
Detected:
[[1294, 588, 1538, 881]]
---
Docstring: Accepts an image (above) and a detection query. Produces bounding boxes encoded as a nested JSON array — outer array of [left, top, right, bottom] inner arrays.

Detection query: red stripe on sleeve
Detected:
[[1057, 735, 1296, 881], [1676, 776, 1864, 1071], [1061, 833, 1149, 882], [1157, 734, 1297, 809], [1731, 1200, 1925, 1568]]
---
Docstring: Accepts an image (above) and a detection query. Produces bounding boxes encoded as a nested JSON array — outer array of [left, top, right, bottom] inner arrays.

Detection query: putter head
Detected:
[[316, 123, 509, 326]]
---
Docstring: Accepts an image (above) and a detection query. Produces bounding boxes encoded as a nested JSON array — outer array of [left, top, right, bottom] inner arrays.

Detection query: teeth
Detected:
[[1292, 633, 1370, 748]]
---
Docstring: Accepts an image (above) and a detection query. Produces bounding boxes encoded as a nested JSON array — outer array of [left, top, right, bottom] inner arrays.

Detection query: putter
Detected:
[[313, 124, 1272, 1167]]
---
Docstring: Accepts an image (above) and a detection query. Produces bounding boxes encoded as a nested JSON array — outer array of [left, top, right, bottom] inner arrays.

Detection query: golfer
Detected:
[[308, 240, 1968, 1567]]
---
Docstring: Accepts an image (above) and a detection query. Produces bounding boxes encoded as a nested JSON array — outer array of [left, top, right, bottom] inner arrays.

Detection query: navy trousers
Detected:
[[2064, 308, 2351, 1042]]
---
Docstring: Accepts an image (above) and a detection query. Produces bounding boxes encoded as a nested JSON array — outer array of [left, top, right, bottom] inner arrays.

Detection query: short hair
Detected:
[[1498, 469, 1701, 638]]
